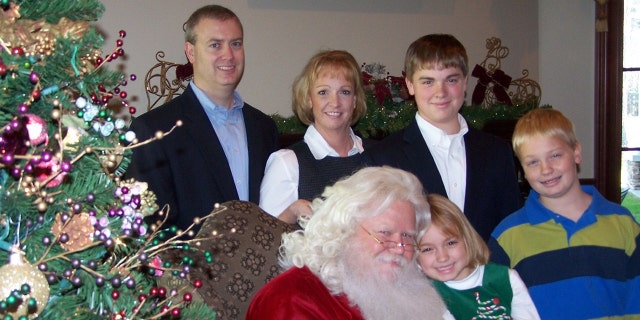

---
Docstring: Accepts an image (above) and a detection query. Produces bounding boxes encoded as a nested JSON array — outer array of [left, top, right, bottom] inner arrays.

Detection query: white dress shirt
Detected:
[[259, 124, 363, 217], [416, 113, 468, 210]]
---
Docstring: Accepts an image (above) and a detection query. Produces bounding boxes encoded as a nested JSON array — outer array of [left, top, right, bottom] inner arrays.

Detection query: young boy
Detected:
[[366, 34, 522, 241], [488, 108, 640, 319]]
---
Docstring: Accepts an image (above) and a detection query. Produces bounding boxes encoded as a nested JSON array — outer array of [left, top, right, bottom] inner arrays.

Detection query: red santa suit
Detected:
[[246, 266, 364, 319]]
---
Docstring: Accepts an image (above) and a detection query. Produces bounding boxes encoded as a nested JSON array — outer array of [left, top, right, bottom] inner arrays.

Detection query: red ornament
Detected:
[[171, 307, 181, 317], [34, 157, 67, 187], [128, 106, 137, 114], [24, 114, 48, 146], [11, 47, 24, 56], [183, 292, 192, 302], [0, 63, 7, 76], [31, 89, 41, 100], [111, 290, 120, 300], [193, 279, 202, 288], [119, 30, 127, 38]]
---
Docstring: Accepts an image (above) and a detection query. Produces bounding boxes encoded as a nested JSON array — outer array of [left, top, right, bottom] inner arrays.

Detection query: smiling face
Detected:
[[519, 134, 583, 202], [310, 68, 355, 136], [406, 66, 467, 134], [417, 224, 472, 282], [353, 200, 417, 281], [185, 17, 244, 96]]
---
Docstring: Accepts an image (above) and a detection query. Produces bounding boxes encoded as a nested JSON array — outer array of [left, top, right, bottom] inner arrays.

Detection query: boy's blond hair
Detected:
[[512, 108, 579, 160], [404, 34, 469, 81]]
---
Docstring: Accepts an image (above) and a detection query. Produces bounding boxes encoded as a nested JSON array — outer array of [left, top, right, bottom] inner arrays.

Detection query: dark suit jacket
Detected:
[[125, 85, 279, 231], [365, 117, 522, 241]]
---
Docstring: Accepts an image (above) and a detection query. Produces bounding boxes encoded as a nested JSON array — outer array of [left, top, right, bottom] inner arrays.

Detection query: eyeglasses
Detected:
[[360, 226, 416, 251]]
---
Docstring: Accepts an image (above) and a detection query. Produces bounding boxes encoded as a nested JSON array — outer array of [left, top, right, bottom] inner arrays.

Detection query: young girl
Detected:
[[417, 194, 540, 319]]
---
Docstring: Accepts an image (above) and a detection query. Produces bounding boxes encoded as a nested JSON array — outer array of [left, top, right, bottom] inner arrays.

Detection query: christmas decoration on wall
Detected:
[[144, 51, 192, 111], [0, 1, 218, 319], [470, 37, 541, 109]]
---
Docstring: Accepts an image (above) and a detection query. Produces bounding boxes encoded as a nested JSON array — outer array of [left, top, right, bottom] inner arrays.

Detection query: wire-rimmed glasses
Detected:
[[360, 226, 416, 251]]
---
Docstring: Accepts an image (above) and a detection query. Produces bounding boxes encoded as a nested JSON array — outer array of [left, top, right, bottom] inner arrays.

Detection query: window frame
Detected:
[[595, 0, 623, 203]]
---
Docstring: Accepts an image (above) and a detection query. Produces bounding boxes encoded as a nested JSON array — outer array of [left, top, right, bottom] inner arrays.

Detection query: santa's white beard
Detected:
[[340, 242, 448, 320]]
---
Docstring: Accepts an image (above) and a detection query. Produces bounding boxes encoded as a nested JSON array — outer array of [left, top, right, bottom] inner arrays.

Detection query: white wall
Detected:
[[538, 0, 595, 179], [98, 0, 595, 178]]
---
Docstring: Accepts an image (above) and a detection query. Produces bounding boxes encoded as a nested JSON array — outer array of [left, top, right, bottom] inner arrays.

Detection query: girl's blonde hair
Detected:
[[420, 194, 489, 268]]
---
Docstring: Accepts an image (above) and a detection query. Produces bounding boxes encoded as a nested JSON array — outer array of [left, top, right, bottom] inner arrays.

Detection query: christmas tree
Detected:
[[0, 1, 216, 318]]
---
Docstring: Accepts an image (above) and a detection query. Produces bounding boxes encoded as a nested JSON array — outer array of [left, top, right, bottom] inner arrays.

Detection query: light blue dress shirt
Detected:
[[190, 82, 249, 201]]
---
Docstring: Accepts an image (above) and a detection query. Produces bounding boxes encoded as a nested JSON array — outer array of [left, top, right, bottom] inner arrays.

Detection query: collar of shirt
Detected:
[[526, 186, 598, 230], [190, 81, 245, 124], [441, 264, 484, 289], [303, 124, 363, 159], [416, 113, 469, 148]]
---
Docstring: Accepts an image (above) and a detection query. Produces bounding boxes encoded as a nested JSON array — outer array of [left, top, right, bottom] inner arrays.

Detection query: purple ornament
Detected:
[[29, 71, 39, 84], [60, 161, 72, 172]]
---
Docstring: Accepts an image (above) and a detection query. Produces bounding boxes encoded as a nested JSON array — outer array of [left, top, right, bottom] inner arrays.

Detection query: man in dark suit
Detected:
[[366, 34, 521, 241], [125, 5, 278, 233]]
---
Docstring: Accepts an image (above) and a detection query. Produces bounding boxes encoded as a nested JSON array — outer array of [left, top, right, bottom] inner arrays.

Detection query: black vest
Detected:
[[290, 141, 366, 201]]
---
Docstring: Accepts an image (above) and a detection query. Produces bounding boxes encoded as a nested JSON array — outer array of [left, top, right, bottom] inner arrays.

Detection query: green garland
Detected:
[[272, 95, 545, 138]]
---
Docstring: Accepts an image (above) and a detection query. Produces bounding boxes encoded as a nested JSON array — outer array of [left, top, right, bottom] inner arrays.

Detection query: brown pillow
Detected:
[[158, 200, 297, 319]]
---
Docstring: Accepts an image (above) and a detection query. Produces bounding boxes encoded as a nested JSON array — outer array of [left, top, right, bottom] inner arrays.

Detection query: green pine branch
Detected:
[[18, 0, 105, 23]]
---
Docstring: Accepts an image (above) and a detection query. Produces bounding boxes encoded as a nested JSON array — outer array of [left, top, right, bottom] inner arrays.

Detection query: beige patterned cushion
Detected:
[[159, 200, 296, 319]]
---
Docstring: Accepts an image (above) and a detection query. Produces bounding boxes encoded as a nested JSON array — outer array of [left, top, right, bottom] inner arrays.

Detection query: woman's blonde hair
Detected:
[[292, 50, 367, 126]]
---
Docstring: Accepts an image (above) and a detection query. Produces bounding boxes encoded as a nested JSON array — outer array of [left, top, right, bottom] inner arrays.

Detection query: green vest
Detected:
[[433, 263, 513, 319]]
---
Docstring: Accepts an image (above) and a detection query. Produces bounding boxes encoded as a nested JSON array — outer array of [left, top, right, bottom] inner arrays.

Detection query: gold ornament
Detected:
[[0, 3, 20, 22], [51, 212, 94, 251], [0, 7, 92, 59], [0, 249, 50, 319]]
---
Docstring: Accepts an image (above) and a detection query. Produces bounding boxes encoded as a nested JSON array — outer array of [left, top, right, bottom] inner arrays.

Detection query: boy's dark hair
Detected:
[[404, 34, 468, 81]]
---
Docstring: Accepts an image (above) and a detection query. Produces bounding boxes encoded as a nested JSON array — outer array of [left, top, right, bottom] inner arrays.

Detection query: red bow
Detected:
[[471, 64, 512, 106], [176, 62, 193, 81]]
